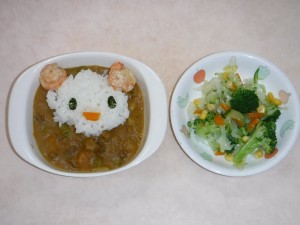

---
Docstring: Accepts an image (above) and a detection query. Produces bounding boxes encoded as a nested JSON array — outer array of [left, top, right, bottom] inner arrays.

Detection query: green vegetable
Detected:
[[253, 68, 259, 84], [230, 88, 259, 113], [233, 121, 277, 165], [108, 96, 117, 108], [263, 103, 281, 122], [187, 62, 281, 167], [69, 98, 77, 110], [189, 111, 224, 151]]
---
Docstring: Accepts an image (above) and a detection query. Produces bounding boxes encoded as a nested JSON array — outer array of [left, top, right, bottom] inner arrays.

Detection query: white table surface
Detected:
[[1, 1, 300, 224]]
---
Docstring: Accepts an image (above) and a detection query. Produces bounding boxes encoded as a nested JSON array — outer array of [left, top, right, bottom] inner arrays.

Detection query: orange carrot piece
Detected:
[[247, 118, 260, 132], [265, 148, 278, 159], [83, 112, 101, 121], [247, 112, 265, 118], [214, 114, 225, 126], [193, 69, 205, 83], [220, 103, 231, 112]]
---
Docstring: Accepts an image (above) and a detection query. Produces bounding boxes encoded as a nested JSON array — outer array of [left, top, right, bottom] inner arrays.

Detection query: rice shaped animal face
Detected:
[[46, 69, 129, 137]]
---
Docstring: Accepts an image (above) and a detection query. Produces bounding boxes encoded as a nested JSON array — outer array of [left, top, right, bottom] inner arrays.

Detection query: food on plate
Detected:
[[39, 63, 67, 91], [33, 63, 144, 172], [187, 58, 282, 167], [108, 61, 136, 92]]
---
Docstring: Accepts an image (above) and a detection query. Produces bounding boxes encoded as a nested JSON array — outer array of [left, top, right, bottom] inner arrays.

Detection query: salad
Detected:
[[187, 57, 282, 167]]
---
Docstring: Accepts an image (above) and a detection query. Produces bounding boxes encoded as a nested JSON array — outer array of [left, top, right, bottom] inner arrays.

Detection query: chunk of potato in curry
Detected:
[[33, 66, 144, 172]]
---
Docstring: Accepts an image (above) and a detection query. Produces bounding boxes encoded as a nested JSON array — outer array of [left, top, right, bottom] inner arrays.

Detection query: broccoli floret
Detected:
[[233, 121, 277, 165], [263, 106, 281, 122], [191, 111, 217, 136], [230, 88, 259, 114], [206, 111, 216, 122]]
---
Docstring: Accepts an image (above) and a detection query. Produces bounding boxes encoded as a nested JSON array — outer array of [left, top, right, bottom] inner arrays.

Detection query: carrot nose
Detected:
[[83, 112, 101, 121]]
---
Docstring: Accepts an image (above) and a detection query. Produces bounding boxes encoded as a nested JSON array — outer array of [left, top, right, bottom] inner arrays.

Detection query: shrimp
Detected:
[[108, 62, 136, 92], [39, 63, 67, 91]]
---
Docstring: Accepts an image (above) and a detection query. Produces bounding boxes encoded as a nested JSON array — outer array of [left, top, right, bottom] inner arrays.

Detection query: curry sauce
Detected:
[[33, 66, 144, 172]]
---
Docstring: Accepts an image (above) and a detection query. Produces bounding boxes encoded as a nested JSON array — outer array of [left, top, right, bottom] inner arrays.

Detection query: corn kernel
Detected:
[[257, 105, 266, 114], [207, 104, 216, 111], [199, 110, 208, 120], [273, 98, 282, 106], [223, 72, 229, 79], [267, 92, 282, 106], [267, 92, 274, 101], [242, 136, 250, 142], [225, 153, 233, 162], [253, 149, 263, 159], [193, 98, 202, 107]]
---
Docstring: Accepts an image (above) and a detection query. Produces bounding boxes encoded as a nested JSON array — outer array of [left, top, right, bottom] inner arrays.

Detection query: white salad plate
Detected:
[[8, 52, 167, 177], [170, 51, 300, 176]]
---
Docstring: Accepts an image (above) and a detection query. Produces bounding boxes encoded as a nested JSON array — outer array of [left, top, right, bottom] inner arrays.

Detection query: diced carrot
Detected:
[[214, 114, 225, 126], [214, 150, 225, 156], [247, 112, 265, 118], [220, 103, 231, 112], [265, 148, 278, 159], [247, 118, 260, 132], [193, 69, 205, 83], [83, 112, 101, 121]]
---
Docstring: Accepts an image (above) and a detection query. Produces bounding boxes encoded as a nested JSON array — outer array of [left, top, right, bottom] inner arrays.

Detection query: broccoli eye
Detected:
[[108, 96, 116, 109], [69, 98, 77, 110]]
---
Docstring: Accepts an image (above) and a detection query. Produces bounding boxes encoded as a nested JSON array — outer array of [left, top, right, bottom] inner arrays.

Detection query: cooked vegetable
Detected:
[[83, 112, 101, 121], [230, 88, 259, 114], [264, 148, 278, 159], [214, 114, 225, 126], [247, 117, 260, 132], [187, 60, 282, 167], [220, 103, 231, 112], [234, 121, 277, 165], [263, 107, 281, 122]]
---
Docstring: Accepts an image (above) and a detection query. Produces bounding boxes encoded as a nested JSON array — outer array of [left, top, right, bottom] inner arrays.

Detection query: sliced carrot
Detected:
[[83, 112, 101, 121], [247, 118, 260, 132], [220, 103, 231, 112], [193, 69, 205, 83], [247, 112, 265, 118], [265, 148, 278, 159], [214, 150, 225, 156], [214, 114, 225, 126]]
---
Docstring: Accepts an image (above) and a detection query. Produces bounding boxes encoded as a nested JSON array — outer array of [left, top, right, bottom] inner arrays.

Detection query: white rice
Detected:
[[46, 69, 129, 137]]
